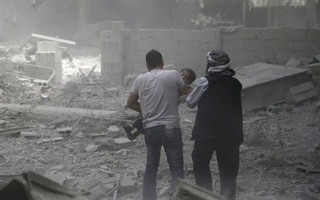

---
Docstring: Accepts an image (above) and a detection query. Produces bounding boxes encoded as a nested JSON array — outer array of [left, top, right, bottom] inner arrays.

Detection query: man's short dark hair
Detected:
[[146, 49, 163, 69], [180, 68, 196, 85]]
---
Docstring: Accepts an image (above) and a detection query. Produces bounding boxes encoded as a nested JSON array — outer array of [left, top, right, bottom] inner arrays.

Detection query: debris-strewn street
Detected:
[[0, 47, 319, 200]]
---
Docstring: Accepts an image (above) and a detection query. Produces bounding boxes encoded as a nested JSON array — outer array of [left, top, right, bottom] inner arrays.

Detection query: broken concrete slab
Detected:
[[0, 127, 29, 138], [45, 172, 67, 186], [175, 178, 223, 200], [0, 103, 117, 118], [235, 63, 311, 111], [20, 33, 76, 50], [286, 81, 319, 104], [113, 138, 136, 149]]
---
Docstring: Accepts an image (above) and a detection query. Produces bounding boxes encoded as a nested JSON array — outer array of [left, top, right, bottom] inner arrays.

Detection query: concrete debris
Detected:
[[21, 131, 40, 139], [0, 44, 319, 199], [37, 136, 63, 144], [57, 127, 73, 138], [113, 138, 136, 149], [0, 126, 29, 138], [108, 125, 120, 133], [71, 143, 85, 153], [309, 63, 320, 87], [85, 144, 98, 154], [45, 172, 67, 186], [285, 81, 319, 104], [97, 139, 118, 151], [175, 178, 223, 200], [0, 103, 117, 118], [0, 120, 6, 126], [119, 176, 136, 193], [286, 58, 302, 68], [235, 62, 310, 110]]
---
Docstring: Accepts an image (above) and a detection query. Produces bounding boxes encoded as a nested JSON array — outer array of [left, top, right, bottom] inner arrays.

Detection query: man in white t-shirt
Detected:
[[127, 49, 190, 200]]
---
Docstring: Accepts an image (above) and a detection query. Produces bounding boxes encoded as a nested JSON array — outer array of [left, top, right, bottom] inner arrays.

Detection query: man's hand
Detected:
[[127, 92, 141, 112]]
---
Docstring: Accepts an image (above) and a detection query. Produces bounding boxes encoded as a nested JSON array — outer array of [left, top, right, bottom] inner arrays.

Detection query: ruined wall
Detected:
[[101, 28, 320, 82]]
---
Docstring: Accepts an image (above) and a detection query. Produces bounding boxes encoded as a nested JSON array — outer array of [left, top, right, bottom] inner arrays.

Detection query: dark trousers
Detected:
[[143, 125, 184, 200], [192, 139, 241, 200]]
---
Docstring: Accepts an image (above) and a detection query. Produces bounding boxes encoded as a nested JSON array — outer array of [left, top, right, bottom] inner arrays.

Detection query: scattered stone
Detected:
[[85, 144, 98, 154], [119, 176, 136, 194], [108, 125, 120, 137]]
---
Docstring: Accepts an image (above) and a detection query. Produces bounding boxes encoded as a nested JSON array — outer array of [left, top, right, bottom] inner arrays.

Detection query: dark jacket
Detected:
[[191, 70, 243, 141]]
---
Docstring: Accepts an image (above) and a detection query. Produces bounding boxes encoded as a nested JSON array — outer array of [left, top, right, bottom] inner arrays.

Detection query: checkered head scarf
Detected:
[[206, 50, 231, 73]]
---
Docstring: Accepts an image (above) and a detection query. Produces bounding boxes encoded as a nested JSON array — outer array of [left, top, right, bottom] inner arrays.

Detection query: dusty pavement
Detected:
[[0, 47, 319, 200]]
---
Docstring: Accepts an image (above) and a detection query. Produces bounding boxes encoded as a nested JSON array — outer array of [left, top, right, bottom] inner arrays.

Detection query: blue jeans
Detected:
[[143, 125, 184, 200]]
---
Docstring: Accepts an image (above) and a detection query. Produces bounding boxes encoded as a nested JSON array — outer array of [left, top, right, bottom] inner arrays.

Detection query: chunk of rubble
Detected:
[[21, 131, 40, 139], [85, 144, 98, 154], [285, 81, 319, 104], [119, 176, 136, 194], [44, 172, 67, 186], [113, 138, 136, 149], [107, 125, 120, 137]]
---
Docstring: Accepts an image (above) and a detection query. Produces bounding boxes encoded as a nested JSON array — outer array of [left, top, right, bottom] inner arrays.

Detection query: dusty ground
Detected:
[[0, 46, 319, 200]]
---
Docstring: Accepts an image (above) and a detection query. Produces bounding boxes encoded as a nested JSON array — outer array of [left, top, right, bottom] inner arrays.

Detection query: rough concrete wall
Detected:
[[123, 29, 221, 76], [121, 28, 320, 77], [222, 28, 320, 67]]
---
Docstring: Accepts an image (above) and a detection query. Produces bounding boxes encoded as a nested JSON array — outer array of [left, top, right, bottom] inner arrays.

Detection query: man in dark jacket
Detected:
[[186, 50, 243, 200]]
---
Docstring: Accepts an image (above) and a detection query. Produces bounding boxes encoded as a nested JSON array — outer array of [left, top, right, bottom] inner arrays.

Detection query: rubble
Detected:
[[113, 138, 137, 149], [285, 81, 319, 104], [0, 48, 319, 200]]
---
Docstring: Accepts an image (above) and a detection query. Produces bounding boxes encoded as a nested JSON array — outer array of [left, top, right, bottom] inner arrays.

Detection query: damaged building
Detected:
[[0, 0, 319, 200]]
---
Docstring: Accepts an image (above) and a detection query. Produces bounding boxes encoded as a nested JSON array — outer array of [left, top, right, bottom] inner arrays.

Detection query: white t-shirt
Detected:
[[132, 69, 185, 129]]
